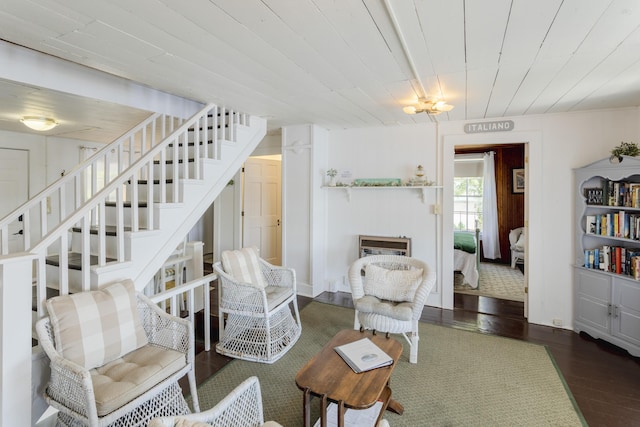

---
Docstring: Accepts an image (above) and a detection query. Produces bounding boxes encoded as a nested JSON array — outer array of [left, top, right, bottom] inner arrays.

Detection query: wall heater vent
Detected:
[[359, 235, 411, 258]]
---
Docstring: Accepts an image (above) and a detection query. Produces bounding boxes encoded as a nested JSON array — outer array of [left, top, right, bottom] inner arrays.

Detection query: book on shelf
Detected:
[[334, 337, 393, 373], [632, 256, 640, 280], [586, 215, 596, 234]]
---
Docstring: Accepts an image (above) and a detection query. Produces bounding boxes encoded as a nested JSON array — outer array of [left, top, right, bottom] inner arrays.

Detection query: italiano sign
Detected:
[[464, 120, 514, 134]]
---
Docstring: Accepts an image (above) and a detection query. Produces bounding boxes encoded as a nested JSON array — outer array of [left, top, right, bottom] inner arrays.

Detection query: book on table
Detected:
[[334, 337, 394, 373]]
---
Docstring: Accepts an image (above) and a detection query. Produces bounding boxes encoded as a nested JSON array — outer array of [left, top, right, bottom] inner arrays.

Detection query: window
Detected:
[[454, 177, 483, 231]]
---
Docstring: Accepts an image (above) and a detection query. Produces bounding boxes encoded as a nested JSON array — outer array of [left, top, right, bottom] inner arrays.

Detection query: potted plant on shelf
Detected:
[[610, 141, 639, 163], [327, 168, 338, 187]]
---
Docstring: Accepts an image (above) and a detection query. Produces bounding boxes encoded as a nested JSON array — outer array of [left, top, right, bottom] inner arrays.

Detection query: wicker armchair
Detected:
[[35, 281, 199, 427], [149, 376, 282, 427], [348, 255, 436, 364], [509, 226, 525, 268], [213, 247, 301, 363]]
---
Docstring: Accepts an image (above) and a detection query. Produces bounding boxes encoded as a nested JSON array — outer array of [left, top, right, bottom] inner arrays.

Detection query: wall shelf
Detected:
[[323, 185, 442, 203]]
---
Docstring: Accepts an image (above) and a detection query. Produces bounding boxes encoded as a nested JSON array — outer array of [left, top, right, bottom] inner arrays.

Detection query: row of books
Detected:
[[583, 245, 640, 279], [585, 212, 640, 240], [585, 181, 640, 207]]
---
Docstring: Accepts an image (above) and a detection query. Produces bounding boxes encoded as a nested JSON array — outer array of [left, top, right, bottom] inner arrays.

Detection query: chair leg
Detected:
[[353, 311, 361, 331], [409, 328, 419, 364], [188, 369, 200, 412], [292, 297, 302, 326], [511, 254, 517, 269]]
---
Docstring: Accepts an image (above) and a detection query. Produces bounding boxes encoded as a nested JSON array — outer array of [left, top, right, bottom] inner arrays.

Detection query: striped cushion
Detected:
[[46, 279, 148, 370], [221, 247, 267, 288]]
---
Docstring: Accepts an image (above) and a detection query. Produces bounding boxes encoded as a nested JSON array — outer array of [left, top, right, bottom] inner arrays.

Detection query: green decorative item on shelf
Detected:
[[327, 168, 338, 186], [353, 178, 402, 186], [610, 141, 639, 162]]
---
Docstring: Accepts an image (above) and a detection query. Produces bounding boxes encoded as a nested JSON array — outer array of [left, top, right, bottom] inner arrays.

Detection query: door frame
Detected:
[[442, 130, 541, 319], [241, 156, 282, 265]]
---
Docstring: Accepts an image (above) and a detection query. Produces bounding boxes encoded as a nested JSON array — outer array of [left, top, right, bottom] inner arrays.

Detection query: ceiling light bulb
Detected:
[[21, 116, 58, 131], [403, 106, 417, 115]]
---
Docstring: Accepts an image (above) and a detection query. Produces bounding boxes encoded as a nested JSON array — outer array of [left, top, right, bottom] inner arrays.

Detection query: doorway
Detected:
[[0, 148, 29, 252], [442, 130, 539, 319], [242, 155, 282, 265], [453, 144, 525, 311]]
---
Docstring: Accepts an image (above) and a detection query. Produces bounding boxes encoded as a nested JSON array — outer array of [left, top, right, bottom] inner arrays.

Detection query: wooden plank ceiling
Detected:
[[0, 0, 639, 141]]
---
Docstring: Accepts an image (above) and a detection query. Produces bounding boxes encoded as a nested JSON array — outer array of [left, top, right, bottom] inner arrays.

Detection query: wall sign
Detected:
[[464, 120, 514, 134]]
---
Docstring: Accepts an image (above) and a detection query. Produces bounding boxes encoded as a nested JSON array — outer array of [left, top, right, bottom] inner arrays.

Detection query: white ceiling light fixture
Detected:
[[20, 116, 58, 131], [403, 99, 455, 115]]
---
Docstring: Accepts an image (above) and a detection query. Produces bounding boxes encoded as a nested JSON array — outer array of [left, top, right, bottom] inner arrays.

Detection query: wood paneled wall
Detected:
[[455, 144, 525, 264]]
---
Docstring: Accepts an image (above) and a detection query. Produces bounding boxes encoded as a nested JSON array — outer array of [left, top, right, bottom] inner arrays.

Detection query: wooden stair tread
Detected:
[[127, 179, 174, 185], [71, 225, 142, 235], [188, 125, 229, 132], [167, 141, 214, 147], [46, 252, 117, 270], [153, 158, 195, 165], [104, 201, 148, 208]]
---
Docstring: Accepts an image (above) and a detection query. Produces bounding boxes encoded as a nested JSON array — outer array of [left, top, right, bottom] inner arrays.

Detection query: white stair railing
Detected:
[[24, 104, 248, 321], [0, 113, 181, 256]]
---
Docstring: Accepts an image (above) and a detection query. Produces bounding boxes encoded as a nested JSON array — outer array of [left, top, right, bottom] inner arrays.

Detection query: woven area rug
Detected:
[[455, 262, 525, 301], [194, 302, 585, 426]]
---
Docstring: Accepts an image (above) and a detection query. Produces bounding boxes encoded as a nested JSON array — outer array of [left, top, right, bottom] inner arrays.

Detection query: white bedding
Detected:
[[454, 249, 479, 288]]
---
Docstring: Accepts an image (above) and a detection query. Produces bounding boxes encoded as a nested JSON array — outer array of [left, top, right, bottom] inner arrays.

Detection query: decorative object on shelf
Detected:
[[407, 165, 430, 186], [583, 187, 604, 205], [402, 98, 454, 115], [610, 141, 639, 163], [512, 168, 525, 194], [327, 168, 338, 187], [352, 178, 401, 187]]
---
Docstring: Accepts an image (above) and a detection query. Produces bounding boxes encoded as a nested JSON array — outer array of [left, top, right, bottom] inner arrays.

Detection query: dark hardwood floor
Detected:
[[187, 289, 640, 427]]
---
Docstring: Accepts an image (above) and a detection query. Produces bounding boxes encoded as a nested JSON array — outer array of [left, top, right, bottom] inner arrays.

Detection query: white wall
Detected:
[[0, 130, 47, 198], [322, 107, 640, 330], [324, 124, 441, 304]]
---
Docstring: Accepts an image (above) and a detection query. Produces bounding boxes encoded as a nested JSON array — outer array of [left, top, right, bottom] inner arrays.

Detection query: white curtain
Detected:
[[482, 152, 501, 259]]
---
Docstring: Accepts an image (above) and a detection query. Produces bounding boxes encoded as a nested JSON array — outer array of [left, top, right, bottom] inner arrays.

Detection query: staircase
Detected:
[[0, 103, 266, 425]]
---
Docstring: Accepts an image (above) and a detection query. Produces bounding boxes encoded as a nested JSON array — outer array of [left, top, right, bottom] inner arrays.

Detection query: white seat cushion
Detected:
[[514, 231, 526, 252], [265, 286, 293, 311], [354, 295, 414, 321], [46, 279, 148, 370], [91, 344, 186, 416]]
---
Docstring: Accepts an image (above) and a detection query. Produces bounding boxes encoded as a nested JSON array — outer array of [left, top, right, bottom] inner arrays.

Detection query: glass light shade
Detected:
[[402, 106, 417, 115], [21, 116, 58, 131]]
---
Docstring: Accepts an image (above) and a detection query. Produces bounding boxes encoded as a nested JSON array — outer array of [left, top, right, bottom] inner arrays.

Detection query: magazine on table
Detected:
[[334, 337, 393, 373]]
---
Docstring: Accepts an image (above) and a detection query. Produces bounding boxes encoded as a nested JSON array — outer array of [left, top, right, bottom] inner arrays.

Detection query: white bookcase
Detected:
[[574, 156, 640, 357]]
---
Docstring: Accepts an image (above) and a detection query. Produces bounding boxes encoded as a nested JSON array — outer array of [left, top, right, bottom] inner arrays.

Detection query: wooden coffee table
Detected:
[[295, 329, 404, 427]]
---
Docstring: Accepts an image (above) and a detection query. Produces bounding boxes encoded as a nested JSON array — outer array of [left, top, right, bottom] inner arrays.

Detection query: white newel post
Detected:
[[185, 241, 205, 312], [0, 254, 35, 426]]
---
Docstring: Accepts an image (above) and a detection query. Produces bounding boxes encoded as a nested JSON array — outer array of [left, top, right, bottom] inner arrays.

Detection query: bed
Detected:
[[454, 229, 480, 288]]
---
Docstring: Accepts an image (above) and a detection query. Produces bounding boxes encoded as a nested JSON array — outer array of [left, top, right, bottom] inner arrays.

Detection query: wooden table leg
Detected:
[[303, 388, 311, 427], [387, 398, 404, 415], [321, 394, 328, 427], [337, 400, 345, 427]]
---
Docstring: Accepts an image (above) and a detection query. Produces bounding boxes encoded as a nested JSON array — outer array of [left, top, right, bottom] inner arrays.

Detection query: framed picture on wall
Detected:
[[512, 168, 525, 194]]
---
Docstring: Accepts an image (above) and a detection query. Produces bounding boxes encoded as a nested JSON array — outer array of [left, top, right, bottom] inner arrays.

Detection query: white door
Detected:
[[0, 148, 29, 251], [242, 157, 282, 265]]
